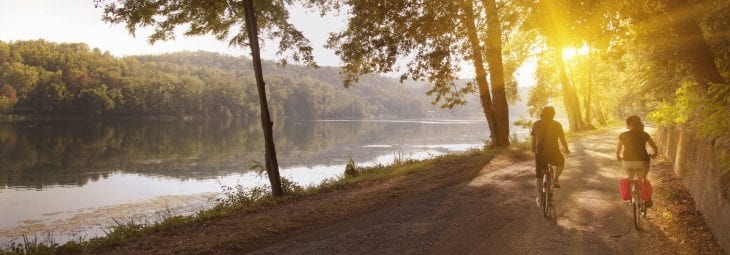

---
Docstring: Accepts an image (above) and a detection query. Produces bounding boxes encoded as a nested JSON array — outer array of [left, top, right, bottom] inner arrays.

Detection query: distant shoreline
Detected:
[[0, 114, 204, 122], [0, 114, 489, 123]]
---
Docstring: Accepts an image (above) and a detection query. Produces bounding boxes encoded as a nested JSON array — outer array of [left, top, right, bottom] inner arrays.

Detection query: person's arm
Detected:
[[531, 134, 536, 153], [558, 124, 570, 154], [647, 134, 659, 158], [530, 123, 536, 153], [559, 132, 569, 154], [616, 138, 623, 161]]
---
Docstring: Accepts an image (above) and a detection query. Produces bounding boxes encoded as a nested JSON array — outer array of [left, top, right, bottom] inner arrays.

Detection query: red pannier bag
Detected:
[[619, 178, 631, 200], [640, 179, 653, 201]]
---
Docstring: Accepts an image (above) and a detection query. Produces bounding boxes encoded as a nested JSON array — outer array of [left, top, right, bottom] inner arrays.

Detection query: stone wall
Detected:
[[657, 126, 730, 253]]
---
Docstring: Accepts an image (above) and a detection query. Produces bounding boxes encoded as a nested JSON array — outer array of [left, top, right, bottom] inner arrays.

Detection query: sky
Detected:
[[0, 0, 536, 85], [0, 0, 344, 64]]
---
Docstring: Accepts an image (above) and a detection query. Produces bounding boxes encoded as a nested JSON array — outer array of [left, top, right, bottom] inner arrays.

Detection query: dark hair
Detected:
[[626, 115, 644, 132], [540, 106, 555, 120]]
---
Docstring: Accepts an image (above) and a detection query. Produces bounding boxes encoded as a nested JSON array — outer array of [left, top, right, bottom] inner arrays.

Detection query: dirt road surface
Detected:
[[252, 129, 707, 254]]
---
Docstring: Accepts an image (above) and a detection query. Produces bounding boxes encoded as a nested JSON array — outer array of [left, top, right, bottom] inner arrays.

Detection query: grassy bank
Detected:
[[1, 146, 522, 255]]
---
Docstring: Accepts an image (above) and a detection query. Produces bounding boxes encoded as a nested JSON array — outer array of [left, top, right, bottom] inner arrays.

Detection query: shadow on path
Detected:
[[252, 129, 696, 255]]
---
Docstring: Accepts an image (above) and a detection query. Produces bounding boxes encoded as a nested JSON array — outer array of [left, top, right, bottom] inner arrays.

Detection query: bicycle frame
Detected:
[[541, 163, 555, 218], [622, 162, 647, 230]]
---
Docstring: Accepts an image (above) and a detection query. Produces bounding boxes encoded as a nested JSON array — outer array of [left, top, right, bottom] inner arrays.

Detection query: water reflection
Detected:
[[0, 119, 490, 189], [0, 118, 498, 241]]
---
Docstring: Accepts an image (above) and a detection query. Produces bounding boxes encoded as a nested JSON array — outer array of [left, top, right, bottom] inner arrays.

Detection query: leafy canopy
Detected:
[[323, 0, 479, 108], [96, 0, 316, 66]]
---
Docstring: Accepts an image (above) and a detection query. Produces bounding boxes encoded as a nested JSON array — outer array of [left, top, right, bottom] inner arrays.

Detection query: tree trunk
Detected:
[[583, 75, 594, 129], [665, 0, 725, 88], [243, 0, 283, 197], [482, 0, 510, 147], [555, 48, 583, 131], [461, 0, 499, 144], [595, 99, 608, 126], [583, 48, 595, 129]]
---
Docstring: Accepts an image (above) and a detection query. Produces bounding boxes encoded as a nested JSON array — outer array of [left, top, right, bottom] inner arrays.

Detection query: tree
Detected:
[[658, 0, 725, 89], [76, 85, 115, 115], [96, 0, 318, 197], [0, 62, 39, 101], [319, 0, 512, 146], [0, 40, 451, 119], [2, 85, 17, 104], [522, 0, 584, 131]]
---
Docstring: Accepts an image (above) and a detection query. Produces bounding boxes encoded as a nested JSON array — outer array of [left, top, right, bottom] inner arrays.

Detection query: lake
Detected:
[[0, 118, 526, 243]]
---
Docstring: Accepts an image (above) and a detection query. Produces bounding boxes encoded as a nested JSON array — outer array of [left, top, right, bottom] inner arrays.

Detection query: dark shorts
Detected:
[[535, 154, 564, 178]]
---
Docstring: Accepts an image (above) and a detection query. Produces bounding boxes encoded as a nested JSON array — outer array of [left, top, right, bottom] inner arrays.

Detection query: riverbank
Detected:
[[0, 114, 209, 122], [1, 146, 528, 254]]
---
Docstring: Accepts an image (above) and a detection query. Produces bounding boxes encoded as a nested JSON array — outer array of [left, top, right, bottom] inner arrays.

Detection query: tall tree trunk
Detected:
[[555, 48, 584, 131], [665, 0, 725, 88], [583, 47, 595, 129], [482, 0, 510, 147], [243, 0, 283, 197], [583, 73, 594, 129], [462, 0, 499, 144], [595, 99, 608, 126]]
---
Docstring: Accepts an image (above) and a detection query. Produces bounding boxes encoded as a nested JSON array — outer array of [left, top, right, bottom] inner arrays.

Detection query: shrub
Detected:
[[344, 159, 359, 177]]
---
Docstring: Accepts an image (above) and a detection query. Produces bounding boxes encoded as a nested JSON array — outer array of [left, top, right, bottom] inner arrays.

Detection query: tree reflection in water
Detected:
[[0, 119, 489, 189]]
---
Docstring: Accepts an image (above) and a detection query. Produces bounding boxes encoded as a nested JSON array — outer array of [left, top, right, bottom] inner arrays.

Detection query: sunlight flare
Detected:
[[562, 43, 590, 60]]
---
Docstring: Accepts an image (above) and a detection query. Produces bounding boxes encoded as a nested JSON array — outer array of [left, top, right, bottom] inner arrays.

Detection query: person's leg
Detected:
[[553, 163, 565, 187], [535, 159, 545, 206], [638, 168, 652, 207]]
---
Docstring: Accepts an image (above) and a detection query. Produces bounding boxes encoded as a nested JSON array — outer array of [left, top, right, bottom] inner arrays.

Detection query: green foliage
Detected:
[[281, 177, 304, 194], [76, 85, 115, 115], [96, 0, 315, 66], [527, 56, 559, 117], [513, 117, 532, 130], [321, 0, 486, 108], [0, 96, 11, 113], [344, 159, 358, 177], [98, 219, 146, 246], [649, 81, 693, 126], [0, 236, 58, 255], [214, 183, 270, 208], [695, 84, 730, 138], [0, 40, 463, 119], [652, 81, 730, 138]]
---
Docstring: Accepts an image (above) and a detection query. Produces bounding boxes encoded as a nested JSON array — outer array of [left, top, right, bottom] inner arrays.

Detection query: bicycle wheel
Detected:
[[542, 172, 550, 218], [633, 183, 641, 229]]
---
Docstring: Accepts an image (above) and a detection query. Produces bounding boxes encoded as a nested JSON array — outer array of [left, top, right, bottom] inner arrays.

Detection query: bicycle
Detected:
[[627, 170, 647, 229], [541, 163, 555, 218]]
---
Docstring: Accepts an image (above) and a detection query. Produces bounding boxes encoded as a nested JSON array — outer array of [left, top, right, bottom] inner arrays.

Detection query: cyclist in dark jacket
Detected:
[[531, 106, 570, 207]]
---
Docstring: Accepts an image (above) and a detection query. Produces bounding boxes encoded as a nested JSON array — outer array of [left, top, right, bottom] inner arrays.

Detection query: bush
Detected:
[[650, 81, 730, 138], [281, 177, 303, 194], [344, 159, 359, 177], [213, 183, 269, 208]]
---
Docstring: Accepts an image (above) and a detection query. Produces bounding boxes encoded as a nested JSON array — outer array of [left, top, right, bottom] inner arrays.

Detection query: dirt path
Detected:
[[251, 129, 717, 254]]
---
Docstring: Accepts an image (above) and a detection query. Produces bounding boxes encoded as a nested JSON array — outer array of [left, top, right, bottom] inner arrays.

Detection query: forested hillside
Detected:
[[0, 40, 483, 119]]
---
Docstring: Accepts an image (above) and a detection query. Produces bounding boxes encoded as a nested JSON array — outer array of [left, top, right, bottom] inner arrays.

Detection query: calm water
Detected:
[[0, 118, 523, 243]]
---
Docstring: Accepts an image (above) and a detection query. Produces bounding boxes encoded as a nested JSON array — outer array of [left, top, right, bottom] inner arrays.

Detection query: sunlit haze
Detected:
[[562, 43, 590, 60]]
